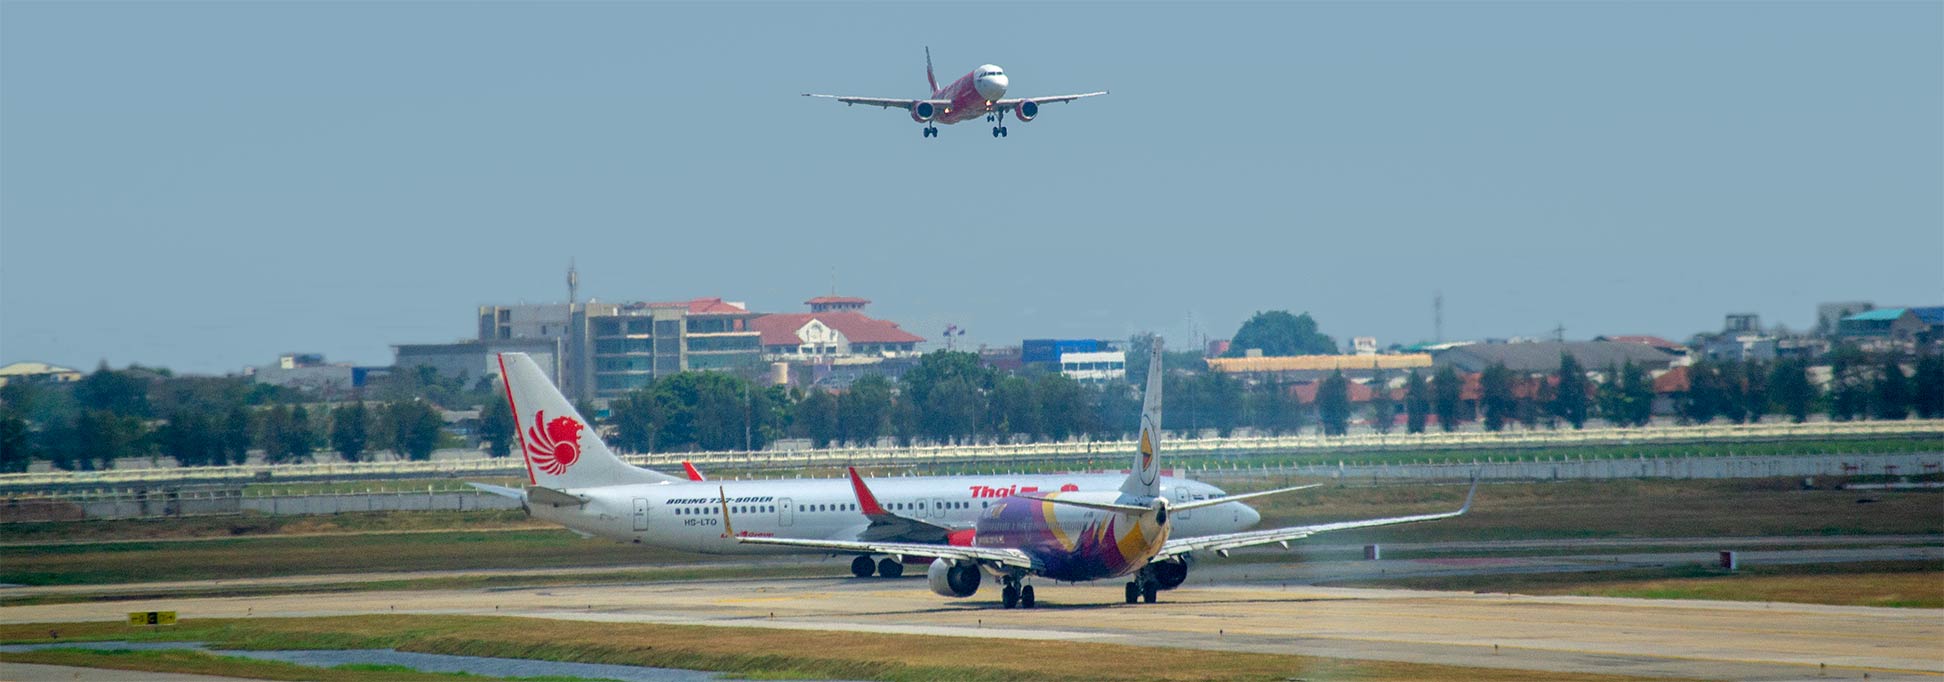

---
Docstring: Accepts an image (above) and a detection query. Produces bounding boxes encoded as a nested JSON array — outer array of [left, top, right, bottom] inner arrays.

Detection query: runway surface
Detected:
[[6, 572, 1939, 681]]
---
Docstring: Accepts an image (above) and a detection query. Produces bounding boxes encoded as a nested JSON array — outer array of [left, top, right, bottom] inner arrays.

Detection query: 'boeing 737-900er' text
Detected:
[[803, 47, 1107, 138]]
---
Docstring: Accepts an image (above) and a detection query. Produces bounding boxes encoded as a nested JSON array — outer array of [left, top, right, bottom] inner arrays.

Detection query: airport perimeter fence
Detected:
[[2, 418, 1940, 491], [5, 452, 1936, 522], [1187, 452, 1944, 484]]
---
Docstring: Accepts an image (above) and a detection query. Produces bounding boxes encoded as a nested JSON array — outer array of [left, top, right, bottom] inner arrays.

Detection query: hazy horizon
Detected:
[[4, 2, 1940, 374]]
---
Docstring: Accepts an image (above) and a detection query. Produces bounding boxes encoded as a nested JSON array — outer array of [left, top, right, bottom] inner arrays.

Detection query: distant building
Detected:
[[1433, 341, 1677, 374], [0, 362, 82, 387], [252, 353, 380, 393], [393, 338, 565, 387], [1206, 353, 1432, 383], [1837, 308, 1927, 342], [1723, 313, 1762, 334], [1700, 334, 1777, 363], [474, 297, 763, 401], [804, 295, 871, 314], [1816, 301, 1875, 337], [1022, 339, 1114, 366], [1059, 351, 1126, 384]]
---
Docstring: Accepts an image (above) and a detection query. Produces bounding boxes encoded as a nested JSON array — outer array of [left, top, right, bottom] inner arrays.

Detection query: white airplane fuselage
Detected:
[[534, 472, 1258, 555]]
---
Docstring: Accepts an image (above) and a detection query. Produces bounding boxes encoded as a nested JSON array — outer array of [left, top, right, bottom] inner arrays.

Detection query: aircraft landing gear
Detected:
[[1001, 577, 1035, 609], [1126, 580, 1158, 604], [877, 557, 904, 578], [922, 125, 937, 138], [851, 556, 875, 578], [990, 125, 1007, 138], [1125, 581, 1139, 604]]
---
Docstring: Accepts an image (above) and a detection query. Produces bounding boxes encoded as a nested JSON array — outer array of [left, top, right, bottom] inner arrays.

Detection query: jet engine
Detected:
[[927, 558, 981, 598], [1152, 556, 1190, 590], [910, 101, 937, 123], [1014, 100, 1039, 122]]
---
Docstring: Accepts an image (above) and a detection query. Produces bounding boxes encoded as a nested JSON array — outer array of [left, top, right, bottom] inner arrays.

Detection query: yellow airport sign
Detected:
[[127, 611, 176, 626]]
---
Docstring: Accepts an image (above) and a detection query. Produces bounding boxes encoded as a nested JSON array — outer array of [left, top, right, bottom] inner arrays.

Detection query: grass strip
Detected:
[[0, 615, 1667, 682], [1338, 559, 1944, 608], [0, 646, 608, 681]]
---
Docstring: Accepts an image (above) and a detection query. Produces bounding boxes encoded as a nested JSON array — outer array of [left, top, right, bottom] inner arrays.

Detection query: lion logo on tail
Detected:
[[525, 410, 584, 476]]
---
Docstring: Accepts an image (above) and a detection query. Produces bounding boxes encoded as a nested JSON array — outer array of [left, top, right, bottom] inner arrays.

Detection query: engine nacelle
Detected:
[[910, 101, 937, 123], [1152, 557, 1190, 590], [1014, 100, 1039, 122], [927, 558, 981, 598]]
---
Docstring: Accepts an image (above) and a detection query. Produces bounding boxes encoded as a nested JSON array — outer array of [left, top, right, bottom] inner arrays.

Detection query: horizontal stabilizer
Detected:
[[467, 482, 525, 500], [1173, 483, 1321, 512], [528, 486, 588, 508], [1016, 494, 1150, 514]]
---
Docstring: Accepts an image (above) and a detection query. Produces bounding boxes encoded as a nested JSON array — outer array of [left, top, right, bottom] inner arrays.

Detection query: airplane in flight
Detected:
[[474, 352, 1263, 578], [727, 342, 1477, 608], [803, 48, 1107, 138]]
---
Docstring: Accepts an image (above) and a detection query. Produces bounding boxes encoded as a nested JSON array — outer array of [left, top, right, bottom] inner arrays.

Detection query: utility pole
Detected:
[[1434, 292, 1445, 344]]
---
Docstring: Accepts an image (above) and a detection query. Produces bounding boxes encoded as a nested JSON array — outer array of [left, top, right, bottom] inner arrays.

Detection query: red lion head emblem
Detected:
[[525, 410, 584, 476]]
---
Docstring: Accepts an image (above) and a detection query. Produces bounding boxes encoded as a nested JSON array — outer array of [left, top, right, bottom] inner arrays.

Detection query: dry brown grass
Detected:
[[1345, 560, 1944, 608], [0, 615, 1669, 682]]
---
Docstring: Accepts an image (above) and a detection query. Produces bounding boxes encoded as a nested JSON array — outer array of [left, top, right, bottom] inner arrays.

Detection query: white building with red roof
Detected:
[[752, 308, 925, 359]]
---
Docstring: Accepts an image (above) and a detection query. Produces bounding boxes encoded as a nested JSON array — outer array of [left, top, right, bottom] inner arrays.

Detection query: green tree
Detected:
[[989, 375, 1041, 441], [156, 410, 219, 467], [794, 390, 839, 448], [1367, 370, 1396, 434], [610, 386, 667, 453], [1551, 354, 1589, 429], [221, 405, 253, 465], [839, 375, 894, 446], [923, 378, 984, 444], [1479, 363, 1515, 432], [1739, 359, 1769, 423], [75, 409, 145, 470], [387, 400, 444, 460], [283, 405, 317, 462], [331, 402, 371, 462], [1246, 381, 1301, 436], [479, 394, 514, 457], [1622, 361, 1655, 426], [1915, 353, 1944, 419], [1404, 370, 1430, 434], [0, 413, 29, 473], [1827, 346, 1870, 421], [1872, 354, 1910, 420], [75, 362, 151, 417], [1034, 373, 1090, 441], [1769, 358, 1814, 423], [1317, 370, 1352, 436], [1222, 311, 1337, 357], [1197, 372, 1243, 437], [1432, 365, 1463, 432], [1679, 361, 1724, 425]]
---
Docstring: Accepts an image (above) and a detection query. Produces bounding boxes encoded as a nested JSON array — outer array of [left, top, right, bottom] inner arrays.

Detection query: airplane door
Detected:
[[778, 497, 794, 527], [933, 498, 947, 519], [1171, 488, 1191, 521], [632, 498, 649, 531]]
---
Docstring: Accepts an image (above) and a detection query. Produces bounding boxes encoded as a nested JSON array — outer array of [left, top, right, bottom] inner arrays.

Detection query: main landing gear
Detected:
[[921, 125, 938, 138], [991, 125, 1008, 138], [1000, 577, 1036, 609], [1124, 580, 1157, 604], [851, 556, 905, 578]]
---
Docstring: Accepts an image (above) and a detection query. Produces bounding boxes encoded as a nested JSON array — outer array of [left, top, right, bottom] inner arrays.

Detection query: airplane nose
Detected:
[[1240, 504, 1261, 528], [978, 75, 1008, 102]]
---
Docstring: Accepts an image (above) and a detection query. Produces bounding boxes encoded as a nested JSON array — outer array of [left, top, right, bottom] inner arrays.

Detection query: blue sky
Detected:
[[3, 1, 1939, 374]]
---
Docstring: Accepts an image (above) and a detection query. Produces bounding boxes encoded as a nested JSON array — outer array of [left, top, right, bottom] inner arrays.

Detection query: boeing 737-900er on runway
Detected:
[[472, 352, 1264, 579], [727, 342, 1477, 608], [803, 48, 1106, 138]]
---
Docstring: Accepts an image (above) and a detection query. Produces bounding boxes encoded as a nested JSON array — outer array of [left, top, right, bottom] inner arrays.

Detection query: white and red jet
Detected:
[[804, 48, 1107, 138]]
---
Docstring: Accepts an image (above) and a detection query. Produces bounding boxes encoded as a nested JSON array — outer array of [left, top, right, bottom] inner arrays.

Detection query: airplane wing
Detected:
[[993, 91, 1109, 110], [802, 94, 950, 111], [736, 535, 1038, 571], [1154, 479, 1477, 560]]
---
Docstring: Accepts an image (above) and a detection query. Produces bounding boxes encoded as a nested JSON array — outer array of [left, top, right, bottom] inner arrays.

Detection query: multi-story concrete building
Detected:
[[474, 298, 762, 401]]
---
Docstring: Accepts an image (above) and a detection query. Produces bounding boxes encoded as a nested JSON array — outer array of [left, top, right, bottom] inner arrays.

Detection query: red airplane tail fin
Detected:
[[925, 46, 939, 95]]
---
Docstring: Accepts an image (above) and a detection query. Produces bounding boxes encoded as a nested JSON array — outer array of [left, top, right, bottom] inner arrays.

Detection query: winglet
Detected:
[[847, 467, 887, 515], [718, 485, 736, 539], [683, 461, 706, 482], [1458, 474, 1479, 515], [925, 46, 939, 95]]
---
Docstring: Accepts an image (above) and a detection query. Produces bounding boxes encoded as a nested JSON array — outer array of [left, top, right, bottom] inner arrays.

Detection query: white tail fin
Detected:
[[498, 353, 679, 489], [1121, 338, 1165, 498]]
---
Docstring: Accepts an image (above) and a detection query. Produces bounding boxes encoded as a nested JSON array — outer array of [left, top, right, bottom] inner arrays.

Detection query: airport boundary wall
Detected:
[[2, 488, 522, 522], [1186, 452, 1944, 484], [3, 419, 1940, 489]]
